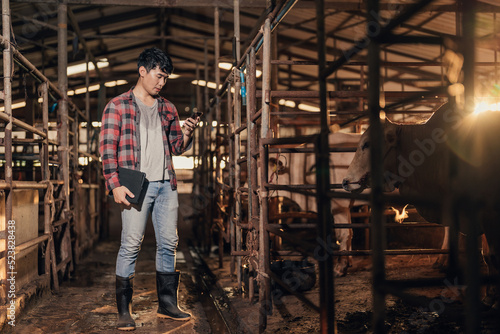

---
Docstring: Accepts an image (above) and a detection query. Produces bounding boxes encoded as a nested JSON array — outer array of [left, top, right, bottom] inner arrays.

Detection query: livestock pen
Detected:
[[2, 1, 500, 334]]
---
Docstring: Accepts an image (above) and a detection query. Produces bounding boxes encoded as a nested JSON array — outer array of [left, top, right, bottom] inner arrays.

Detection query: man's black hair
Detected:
[[137, 47, 174, 75]]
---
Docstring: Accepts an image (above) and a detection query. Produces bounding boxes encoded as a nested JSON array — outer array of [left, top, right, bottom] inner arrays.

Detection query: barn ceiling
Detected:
[[3, 0, 500, 124]]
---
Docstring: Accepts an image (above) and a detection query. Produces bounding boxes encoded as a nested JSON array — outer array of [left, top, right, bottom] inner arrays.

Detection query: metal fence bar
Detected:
[[365, 1, 388, 333], [234, 68, 243, 288], [315, 1, 335, 332], [257, 89, 448, 99], [461, 0, 481, 332], [247, 47, 259, 301], [258, 17, 272, 333], [227, 81, 236, 278], [214, 5, 224, 269], [2, 0, 14, 306]]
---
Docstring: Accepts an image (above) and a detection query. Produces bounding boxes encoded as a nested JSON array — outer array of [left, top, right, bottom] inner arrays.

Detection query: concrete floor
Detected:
[[4, 237, 212, 334]]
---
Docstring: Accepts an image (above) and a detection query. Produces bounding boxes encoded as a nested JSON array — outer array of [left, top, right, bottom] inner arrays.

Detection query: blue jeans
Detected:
[[116, 180, 179, 278]]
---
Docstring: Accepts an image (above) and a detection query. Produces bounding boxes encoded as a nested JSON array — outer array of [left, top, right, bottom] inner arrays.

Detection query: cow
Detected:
[[267, 132, 364, 276], [342, 102, 500, 304]]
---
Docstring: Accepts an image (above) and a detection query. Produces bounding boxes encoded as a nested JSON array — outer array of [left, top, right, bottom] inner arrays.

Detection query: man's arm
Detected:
[[181, 116, 199, 150], [99, 103, 137, 206], [167, 102, 195, 155], [99, 101, 121, 191]]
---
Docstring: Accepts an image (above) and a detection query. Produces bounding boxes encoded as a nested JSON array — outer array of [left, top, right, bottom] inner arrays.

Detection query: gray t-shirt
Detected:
[[135, 95, 168, 181]]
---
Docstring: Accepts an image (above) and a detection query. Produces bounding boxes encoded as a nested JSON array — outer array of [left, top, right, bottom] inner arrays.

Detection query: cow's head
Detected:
[[342, 122, 399, 193]]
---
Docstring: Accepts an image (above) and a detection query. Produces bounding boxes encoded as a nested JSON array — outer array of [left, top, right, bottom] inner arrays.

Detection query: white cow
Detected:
[[267, 132, 363, 276]]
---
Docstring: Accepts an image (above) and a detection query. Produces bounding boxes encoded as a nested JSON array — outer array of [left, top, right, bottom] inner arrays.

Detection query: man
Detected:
[[99, 47, 199, 331]]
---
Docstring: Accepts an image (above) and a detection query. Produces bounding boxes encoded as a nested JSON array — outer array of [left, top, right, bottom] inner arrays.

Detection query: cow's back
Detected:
[[303, 132, 362, 212]]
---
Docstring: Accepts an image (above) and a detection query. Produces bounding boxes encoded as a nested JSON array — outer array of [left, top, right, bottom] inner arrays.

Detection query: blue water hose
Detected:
[[240, 71, 247, 106]]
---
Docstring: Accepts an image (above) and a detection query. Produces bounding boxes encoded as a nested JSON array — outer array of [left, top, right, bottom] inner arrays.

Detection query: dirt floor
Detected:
[[5, 196, 500, 334], [3, 238, 211, 334], [6, 240, 500, 334], [205, 252, 500, 334]]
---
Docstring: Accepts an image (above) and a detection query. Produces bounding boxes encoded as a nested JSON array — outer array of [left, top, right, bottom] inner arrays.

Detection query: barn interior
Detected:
[[1, 0, 500, 333]]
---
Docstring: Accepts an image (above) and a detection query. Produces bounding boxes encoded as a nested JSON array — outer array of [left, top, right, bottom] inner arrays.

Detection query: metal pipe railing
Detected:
[[58, 1, 70, 214], [0, 0, 104, 324], [461, 1, 481, 333], [0, 113, 48, 138], [256, 89, 448, 99], [0, 37, 88, 122], [258, 17, 272, 333], [315, 0, 337, 333], [247, 48, 259, 299], [204, 1, 489, 334], [2, 0, 14, 307], [234, 69, 243, 288], [365, 1, 387, 333], [215, 0, 299, 101], [321, 0, 436, 79], [226, 80, 236, 278]]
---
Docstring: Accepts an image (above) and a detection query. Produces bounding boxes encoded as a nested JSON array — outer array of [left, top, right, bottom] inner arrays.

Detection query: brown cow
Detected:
[[343, 103, 500, 304]]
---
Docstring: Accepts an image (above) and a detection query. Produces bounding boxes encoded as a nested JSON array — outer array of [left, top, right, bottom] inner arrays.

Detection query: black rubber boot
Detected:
[[116, 276, 136, 331], [156, 271, 191, 321]]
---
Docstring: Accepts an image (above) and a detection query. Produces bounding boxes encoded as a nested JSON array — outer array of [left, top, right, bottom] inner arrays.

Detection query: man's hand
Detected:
[[184, 116, 199, 137], [113, 186, 134, 206]]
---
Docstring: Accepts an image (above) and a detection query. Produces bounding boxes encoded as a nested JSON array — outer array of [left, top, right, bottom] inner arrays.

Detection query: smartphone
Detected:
[[190, 111, 203, 119]]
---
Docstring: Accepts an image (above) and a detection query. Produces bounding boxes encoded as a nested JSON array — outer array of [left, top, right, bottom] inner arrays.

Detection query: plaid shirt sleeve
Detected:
[[99, 99, 122, 193]]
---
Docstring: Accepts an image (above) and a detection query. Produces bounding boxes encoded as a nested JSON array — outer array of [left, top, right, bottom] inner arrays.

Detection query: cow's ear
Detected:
[[384, 124, 398, 147]]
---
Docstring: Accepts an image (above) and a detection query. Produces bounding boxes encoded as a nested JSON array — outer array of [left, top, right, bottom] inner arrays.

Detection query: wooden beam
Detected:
[[11, 0, 267, 8], [9, 0, 500, 12]]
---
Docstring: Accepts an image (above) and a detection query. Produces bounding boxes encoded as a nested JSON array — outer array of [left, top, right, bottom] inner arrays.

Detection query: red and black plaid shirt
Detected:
[[99, 87, 187, 193]]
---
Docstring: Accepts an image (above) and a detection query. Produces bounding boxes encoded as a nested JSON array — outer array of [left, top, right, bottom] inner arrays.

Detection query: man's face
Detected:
[[139, 66, 169, 96]]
